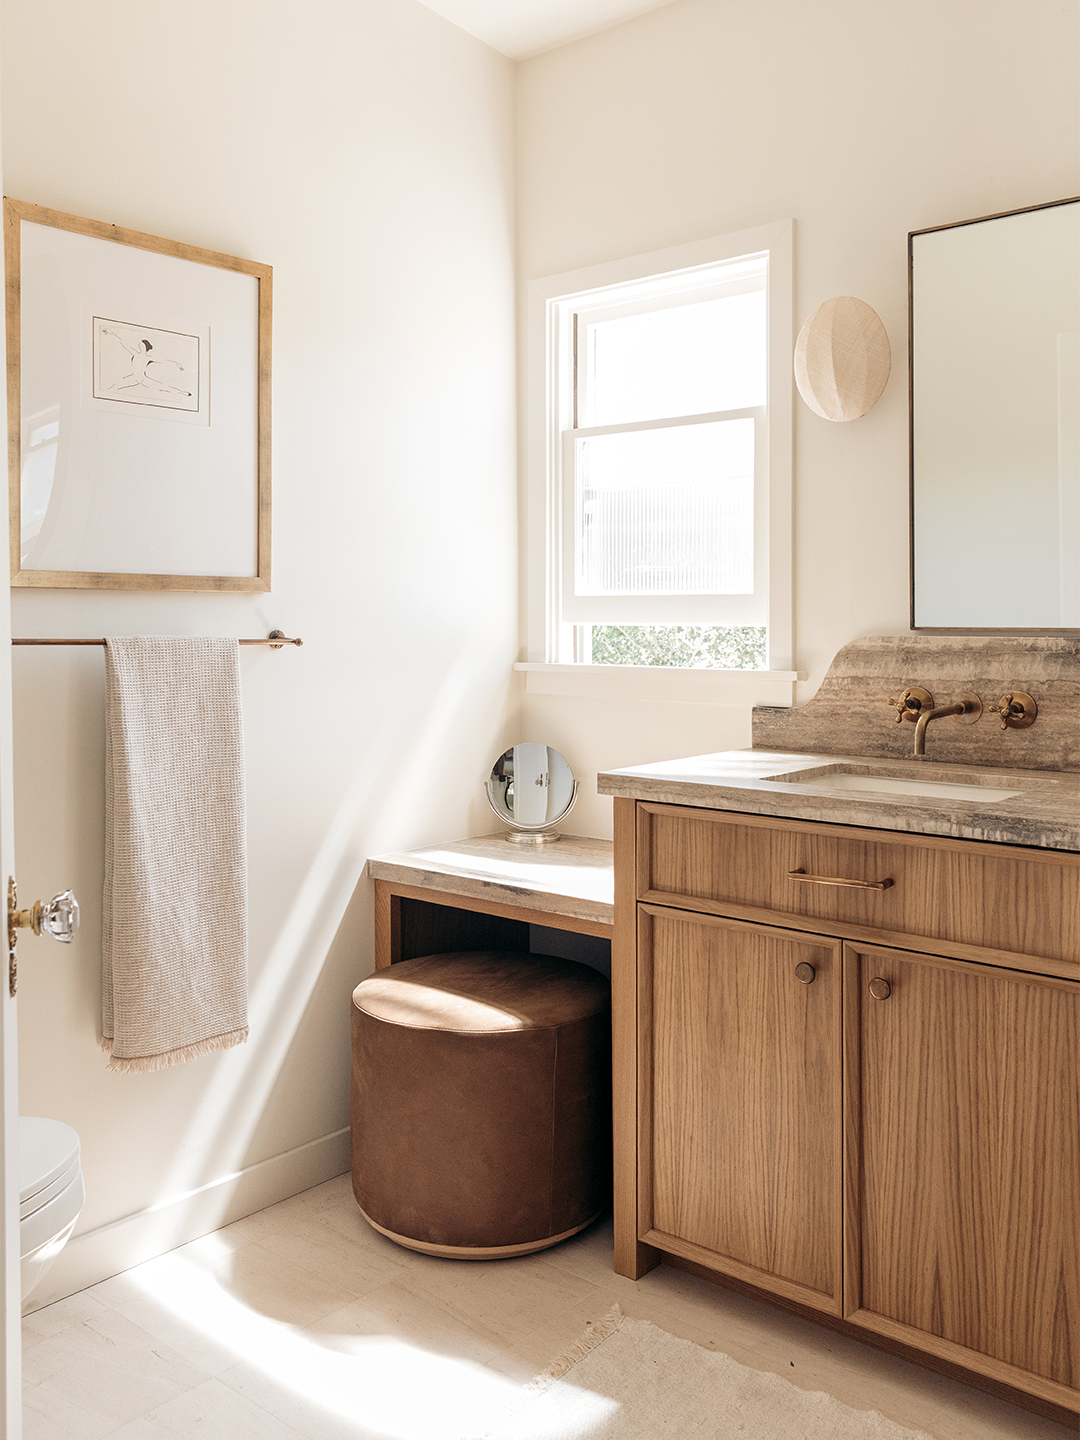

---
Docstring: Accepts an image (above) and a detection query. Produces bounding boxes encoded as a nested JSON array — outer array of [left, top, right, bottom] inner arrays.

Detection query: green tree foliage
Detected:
[[590, 625, 767, 670]]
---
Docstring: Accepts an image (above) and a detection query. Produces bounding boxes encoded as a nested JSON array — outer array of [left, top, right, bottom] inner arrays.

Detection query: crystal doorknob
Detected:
[[7, 879, 80, 996], [11, 888, 79, 942], [38, 890, 80, 942]]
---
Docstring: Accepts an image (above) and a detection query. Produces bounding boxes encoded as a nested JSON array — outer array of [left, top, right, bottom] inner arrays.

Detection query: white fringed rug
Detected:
[[474, 1306, 935, 1439]]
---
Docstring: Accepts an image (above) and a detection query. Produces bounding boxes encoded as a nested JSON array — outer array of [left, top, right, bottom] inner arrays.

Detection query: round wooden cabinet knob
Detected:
[[868, 977, 892, 1000], [794, 962, 816, 984]]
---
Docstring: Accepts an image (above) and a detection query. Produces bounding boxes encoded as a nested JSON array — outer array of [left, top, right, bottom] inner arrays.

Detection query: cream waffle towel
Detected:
[[102, 637, 248, 1074]]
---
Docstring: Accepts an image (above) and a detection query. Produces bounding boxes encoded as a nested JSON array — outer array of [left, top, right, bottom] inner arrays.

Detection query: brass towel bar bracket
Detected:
[[12, 630, 302, 649]]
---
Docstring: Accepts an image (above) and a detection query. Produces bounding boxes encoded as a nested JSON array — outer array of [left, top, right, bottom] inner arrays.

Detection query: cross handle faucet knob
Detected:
[[886, 687, 934, 724], [993, 692, 1037, 731]]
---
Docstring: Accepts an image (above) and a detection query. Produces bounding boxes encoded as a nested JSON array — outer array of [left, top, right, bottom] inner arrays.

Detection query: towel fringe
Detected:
[[101, 1027, 248, 1075]]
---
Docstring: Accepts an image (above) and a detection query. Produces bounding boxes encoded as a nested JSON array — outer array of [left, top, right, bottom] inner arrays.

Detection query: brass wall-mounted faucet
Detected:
[[885, 687, 982, 757], [885, 687, 1037, 757], [912, 694, 982, 756]]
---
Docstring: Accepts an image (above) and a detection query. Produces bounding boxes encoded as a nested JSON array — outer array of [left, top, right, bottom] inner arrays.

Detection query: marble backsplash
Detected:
[[752, 635, 1080, 772]]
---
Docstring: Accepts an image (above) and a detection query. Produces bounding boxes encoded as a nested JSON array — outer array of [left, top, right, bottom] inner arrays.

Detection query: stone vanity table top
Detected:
[[597, 749, 1080, 852], [368, 832, 614, 925]]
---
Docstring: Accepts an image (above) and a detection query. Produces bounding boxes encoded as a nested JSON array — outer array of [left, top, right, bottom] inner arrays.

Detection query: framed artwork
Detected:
[[4, 199, 272, 591]]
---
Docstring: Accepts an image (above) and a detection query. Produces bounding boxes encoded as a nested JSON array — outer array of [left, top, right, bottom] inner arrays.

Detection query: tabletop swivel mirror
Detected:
[[485, 743, 578, 844]]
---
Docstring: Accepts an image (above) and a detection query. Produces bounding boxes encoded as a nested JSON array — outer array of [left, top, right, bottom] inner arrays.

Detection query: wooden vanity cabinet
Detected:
[[613, 798, 1080, 1416], [638, 906, 843, 1314], [845, 942, 1079, 1398]]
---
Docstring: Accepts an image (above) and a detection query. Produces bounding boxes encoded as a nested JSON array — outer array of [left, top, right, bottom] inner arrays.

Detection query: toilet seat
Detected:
[[21, 1171, 84, 1259], [19, 1118, 83, 1263], [21, 1117, 80, 1212], [21, 1153, 80, 1221]]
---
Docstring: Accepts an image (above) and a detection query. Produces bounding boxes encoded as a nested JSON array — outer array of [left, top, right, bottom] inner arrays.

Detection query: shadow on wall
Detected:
[[129, 635, 518, 1209], [15, 632, 518, 1272]]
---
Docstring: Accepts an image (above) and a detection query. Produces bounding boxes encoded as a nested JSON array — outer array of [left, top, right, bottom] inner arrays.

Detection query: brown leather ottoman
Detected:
[[350, 950, 611, 1258]]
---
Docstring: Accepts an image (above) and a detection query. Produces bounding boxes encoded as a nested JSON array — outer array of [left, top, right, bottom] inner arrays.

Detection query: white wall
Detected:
[[2, 0, 519, 1298], [516, 0, 1079, 839]]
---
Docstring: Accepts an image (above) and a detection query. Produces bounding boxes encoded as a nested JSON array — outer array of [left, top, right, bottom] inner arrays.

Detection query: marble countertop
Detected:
[[597, 749, 1080, 852], [367, 832, 614, 925]]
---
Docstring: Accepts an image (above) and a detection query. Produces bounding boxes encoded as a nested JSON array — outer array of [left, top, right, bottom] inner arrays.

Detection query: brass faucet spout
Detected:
[[912, 692, 982, 757], [913, 704, 965, 756]]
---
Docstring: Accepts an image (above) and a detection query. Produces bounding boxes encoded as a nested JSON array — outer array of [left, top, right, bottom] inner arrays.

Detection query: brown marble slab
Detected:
[[597, 749, 1079, 852], [752, 635, 1079, 772], [367, 832, 614, 924]]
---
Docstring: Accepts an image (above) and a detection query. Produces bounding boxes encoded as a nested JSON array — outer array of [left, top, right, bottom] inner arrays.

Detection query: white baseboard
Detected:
[[24, 1127, 351, 1312]]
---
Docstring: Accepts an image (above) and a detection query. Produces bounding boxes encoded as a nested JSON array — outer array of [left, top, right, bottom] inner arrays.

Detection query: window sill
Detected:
[[513, 662, 801, 707]]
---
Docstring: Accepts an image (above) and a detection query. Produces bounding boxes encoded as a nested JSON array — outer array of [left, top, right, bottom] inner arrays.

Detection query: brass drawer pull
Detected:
[[788, 869, 894, 892], [794, 962, 816, 984], [868, 977, 892, 1000]]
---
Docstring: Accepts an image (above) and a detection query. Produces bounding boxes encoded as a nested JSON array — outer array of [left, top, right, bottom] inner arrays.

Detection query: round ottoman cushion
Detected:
[[351, 950, 611, 1256]]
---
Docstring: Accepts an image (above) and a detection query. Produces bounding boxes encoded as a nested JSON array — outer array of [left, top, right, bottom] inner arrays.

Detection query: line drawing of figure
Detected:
[[100, 328, 192, 399]]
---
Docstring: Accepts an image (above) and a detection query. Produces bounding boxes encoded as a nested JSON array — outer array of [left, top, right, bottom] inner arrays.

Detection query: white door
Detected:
[[0, 550, 20, 1434], [0, 111, 22, 1430]]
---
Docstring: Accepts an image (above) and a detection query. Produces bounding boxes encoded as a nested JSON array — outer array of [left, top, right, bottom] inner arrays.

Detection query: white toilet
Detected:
[[20, 1117, 84, 1303]]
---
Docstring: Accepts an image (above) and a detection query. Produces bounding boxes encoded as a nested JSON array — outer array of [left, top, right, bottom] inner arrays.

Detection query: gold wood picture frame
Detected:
[[5, 199, 272, 591]]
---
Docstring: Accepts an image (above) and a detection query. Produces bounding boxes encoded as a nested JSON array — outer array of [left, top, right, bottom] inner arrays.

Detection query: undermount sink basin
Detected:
[[767, 765, 1025, 804]]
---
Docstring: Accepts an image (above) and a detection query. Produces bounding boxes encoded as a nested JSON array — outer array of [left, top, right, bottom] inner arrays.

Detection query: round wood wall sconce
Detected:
[[794, 296, 891, 421]]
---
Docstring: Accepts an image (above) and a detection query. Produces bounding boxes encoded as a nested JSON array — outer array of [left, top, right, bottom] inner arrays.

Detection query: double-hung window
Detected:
[[526, 223, 793, 677]]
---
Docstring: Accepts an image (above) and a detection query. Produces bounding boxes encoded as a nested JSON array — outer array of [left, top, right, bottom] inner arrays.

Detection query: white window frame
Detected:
[[522, 221, 795, 698]]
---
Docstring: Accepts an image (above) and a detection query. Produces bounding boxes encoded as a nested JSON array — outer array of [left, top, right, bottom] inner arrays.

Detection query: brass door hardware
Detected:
[[886, 687, 933, 723], [7, 878, 80, 997], [788, 869, 894, 891], [868, 977, 892, 1000], [794, 962, 816, 984], [993, 692, 1037, 730]]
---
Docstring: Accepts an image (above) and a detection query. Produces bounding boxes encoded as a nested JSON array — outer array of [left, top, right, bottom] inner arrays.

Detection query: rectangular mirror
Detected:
[[910, 197, 1079, 632]]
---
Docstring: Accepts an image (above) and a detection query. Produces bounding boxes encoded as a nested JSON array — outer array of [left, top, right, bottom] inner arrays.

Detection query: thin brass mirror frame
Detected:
[[908, 194, 1080, 635], [4, 198, 272, 592]]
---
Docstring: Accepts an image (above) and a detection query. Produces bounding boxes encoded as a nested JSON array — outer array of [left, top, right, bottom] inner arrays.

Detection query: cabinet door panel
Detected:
[[848, 943, 1079, 1390], [640, 905, 842, 1311]]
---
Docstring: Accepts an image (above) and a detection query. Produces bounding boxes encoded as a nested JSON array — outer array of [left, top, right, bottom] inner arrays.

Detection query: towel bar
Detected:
[[12, 630, 302, 649]]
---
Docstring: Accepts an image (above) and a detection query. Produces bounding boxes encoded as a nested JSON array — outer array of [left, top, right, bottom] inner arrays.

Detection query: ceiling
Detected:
[[417, 0, 678, 59]]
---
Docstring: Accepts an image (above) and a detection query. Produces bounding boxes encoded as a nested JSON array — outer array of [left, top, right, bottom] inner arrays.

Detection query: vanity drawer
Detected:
[[636, 803, 1080, 972]]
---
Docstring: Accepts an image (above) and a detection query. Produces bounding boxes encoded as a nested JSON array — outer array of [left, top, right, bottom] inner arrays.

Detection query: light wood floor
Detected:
[[21, 1175, 1074, 1439]]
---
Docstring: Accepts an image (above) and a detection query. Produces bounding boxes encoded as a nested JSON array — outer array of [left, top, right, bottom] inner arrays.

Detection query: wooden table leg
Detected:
[[374, 879, 400, 969]]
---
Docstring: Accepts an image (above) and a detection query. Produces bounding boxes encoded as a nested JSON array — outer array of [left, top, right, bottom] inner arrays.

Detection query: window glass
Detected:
[[589, 624, 766, 669], [583, 289, 765, 427], [576, 417, 754, 595]]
